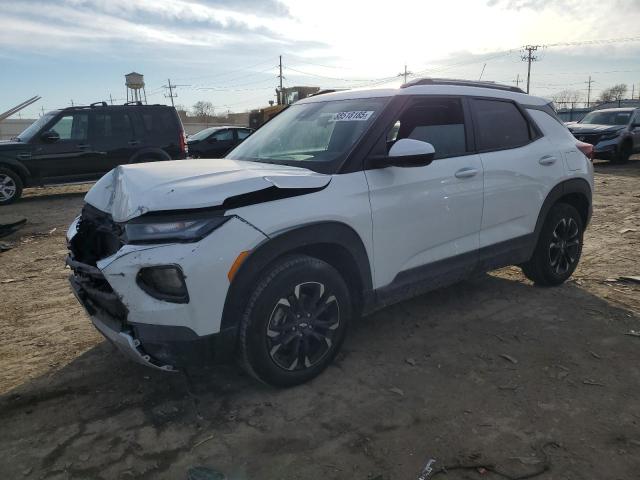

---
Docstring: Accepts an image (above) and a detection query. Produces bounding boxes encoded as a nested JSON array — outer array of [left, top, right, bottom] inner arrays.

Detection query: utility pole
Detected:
[[479, 63, 486, 81], [521, 45, 540, 94], [109, 94, 114, 105], [514, 74, 521, 89], [632, 83, 635, 101], [162, 79, 188, 107], [164, 78, 176, 107], [586, 76, 594, 107], [70, 99, 74, 106], [397, 64, 413, 84], [277, 55, 284, 105]]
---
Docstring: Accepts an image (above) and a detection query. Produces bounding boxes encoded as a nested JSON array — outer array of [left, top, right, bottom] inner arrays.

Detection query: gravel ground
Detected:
[[0, 160, 639, 480]]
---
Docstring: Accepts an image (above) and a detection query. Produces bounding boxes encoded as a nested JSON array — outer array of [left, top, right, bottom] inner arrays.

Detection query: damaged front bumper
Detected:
[[66, 205, 267, 371]]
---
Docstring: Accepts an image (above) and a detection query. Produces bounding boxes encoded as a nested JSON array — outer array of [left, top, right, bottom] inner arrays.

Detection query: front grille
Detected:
[[68, 204, 128, 322], [69, 204, 123, 266]]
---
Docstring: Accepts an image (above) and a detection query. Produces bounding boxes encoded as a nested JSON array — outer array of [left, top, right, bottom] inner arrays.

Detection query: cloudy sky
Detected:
[[1, 0, 640, 117]]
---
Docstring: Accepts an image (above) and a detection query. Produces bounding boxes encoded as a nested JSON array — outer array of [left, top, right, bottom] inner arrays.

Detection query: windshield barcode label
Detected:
[[331, 111, 374, 122]]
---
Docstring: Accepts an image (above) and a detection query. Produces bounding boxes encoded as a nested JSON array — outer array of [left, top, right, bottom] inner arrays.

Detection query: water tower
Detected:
[[125, 72, 147, 104]]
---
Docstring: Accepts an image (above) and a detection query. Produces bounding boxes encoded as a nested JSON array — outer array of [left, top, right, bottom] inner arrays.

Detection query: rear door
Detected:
[[365, 96, 484, 289], [28, 111, 98, 181], [89, 109, 137, 172], [471, 98, 565, 248]]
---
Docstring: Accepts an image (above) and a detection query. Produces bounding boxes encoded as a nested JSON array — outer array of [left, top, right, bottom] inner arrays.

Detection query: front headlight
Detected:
[[124, 215, 230, 244]]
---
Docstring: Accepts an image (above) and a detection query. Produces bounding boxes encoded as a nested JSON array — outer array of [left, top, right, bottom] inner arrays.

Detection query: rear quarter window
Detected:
[[141, 109, 177, 137], [472, 99, 534, 151]]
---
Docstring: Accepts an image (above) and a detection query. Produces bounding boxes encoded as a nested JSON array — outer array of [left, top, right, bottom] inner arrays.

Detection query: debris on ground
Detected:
[[0, 241, 14, 252], [619, 276, 640, 284], [0, 219, 26, 239], [417, 458, 437, 480], [186, 466, 226, 480], [499, 354, 518, 364], [405, 357, 417, 366], [389, 387, 404, 396], [624, 330, 640, 337], [618, 228, 638, 234]]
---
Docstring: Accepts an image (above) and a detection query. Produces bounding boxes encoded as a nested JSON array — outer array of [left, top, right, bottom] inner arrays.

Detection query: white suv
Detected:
[[67, 79, 594, 387]]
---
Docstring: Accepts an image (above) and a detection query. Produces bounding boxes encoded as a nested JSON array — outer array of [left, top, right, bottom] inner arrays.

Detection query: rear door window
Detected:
[[212, 129, 233, 141], [92, 111, 134, 141], [472, 99, 533, 151], [141, 110, 176, 137]]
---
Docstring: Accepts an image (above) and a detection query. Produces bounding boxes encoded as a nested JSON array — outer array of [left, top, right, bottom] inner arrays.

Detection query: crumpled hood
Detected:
[[568, 124, 624, 135], [84, 159, 331, 222]]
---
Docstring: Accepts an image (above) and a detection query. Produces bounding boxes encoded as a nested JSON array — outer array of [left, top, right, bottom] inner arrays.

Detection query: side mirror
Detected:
[[371, 138, 436, 168], [41, 130, 60, 143]]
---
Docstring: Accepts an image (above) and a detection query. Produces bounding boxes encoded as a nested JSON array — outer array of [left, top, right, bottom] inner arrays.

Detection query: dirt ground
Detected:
[[1, 160, 639, 480]]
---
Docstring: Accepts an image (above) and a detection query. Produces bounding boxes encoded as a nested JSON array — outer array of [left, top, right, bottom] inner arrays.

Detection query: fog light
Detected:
[[137, 265, 189, 303]]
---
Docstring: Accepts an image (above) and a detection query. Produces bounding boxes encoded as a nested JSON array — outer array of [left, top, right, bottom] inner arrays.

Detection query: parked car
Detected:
[[187, 126, 253, 158], [67, 79, 593, 387], [567, 107, 640, 163], [0, 102, 186, 204]]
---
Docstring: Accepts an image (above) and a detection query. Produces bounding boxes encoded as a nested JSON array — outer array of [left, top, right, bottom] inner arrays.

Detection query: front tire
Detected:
[[238, 255, 351, 387], [522, 203, 583, 286], [614, 141, 632, 163], [0, 167, 23, 205]]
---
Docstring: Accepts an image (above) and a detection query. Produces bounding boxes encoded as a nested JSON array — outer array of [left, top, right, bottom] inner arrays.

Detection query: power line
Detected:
[[586, 76, 594, 107]]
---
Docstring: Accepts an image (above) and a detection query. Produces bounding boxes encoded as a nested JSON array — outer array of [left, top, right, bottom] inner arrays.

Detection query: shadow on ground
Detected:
[[2, 273, 640, 479]]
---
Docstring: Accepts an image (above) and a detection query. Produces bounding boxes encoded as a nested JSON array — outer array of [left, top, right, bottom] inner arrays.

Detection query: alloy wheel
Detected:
[[548, 217, 580, 275], [0, 174, 17, 202], [266, 281, 340, 371]]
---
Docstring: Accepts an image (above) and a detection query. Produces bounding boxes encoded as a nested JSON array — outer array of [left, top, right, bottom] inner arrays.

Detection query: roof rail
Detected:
[[402, 78, 526, 94], [124, 101, 144, 106], [90, 101, 108, 107]]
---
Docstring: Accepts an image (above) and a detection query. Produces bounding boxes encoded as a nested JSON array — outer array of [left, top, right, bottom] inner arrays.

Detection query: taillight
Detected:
[[179, 130, 187, 157], [576, 140, 593, 161]]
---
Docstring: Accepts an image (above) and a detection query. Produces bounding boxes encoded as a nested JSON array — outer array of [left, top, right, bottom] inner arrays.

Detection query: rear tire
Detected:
[[0, 167, 23, 205], [522, 203, 583, 286], [238, 255, 351, 387]]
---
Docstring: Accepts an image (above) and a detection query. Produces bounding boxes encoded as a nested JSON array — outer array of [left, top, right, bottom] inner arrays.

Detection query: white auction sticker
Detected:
[[331, 111, 374, 122]]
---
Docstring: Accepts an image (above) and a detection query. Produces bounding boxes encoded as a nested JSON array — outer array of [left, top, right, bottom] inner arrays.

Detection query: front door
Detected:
[[365, 96, 484, 290], [28, 112, 97, 182], [206, 129, 235, 158]]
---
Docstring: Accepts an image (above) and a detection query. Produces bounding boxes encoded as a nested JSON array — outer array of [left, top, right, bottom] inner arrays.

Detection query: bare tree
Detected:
[[551, 89, 585, 107], [599, 84, 628, 103], [192, 101, 214, 119]]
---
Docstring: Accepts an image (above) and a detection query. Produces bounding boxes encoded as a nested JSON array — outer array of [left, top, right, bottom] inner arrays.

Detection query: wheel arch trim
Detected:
[[534, 178, 592, 243], [220, 221, 373, 332]]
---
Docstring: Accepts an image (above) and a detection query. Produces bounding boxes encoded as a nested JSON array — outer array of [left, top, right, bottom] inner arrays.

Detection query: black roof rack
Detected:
[[401, 78, 526, 94], [90, 101, 108, 107]]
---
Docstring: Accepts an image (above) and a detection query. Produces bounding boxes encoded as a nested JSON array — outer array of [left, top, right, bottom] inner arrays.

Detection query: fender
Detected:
[[0, 159, 32, 186], [220, 221, 373, 332], [533, 178, 592, 243], [129, 147, 171, 164]]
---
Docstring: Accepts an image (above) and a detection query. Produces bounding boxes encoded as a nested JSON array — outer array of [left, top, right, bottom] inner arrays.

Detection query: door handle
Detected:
[[128, 140, 141, 146], [539, 155, 557, 165], [454, 167, 478, 179], [77, 144, 90, 149]]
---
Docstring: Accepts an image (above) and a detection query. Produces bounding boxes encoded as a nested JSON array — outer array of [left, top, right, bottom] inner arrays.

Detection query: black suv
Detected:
[[186, 126, 253, 158], [0, 102, 186, 204]]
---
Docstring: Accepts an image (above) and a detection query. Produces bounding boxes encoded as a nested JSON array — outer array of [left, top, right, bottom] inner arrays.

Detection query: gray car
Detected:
[[568, 108, 640, 163]]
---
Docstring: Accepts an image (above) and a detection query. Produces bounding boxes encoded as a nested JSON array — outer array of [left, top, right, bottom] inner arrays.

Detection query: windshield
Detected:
[[189, 127, 218, 141], [16, 112, 57, 142], [580, 110, 632, 126], [227, 97, 389, 169]]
